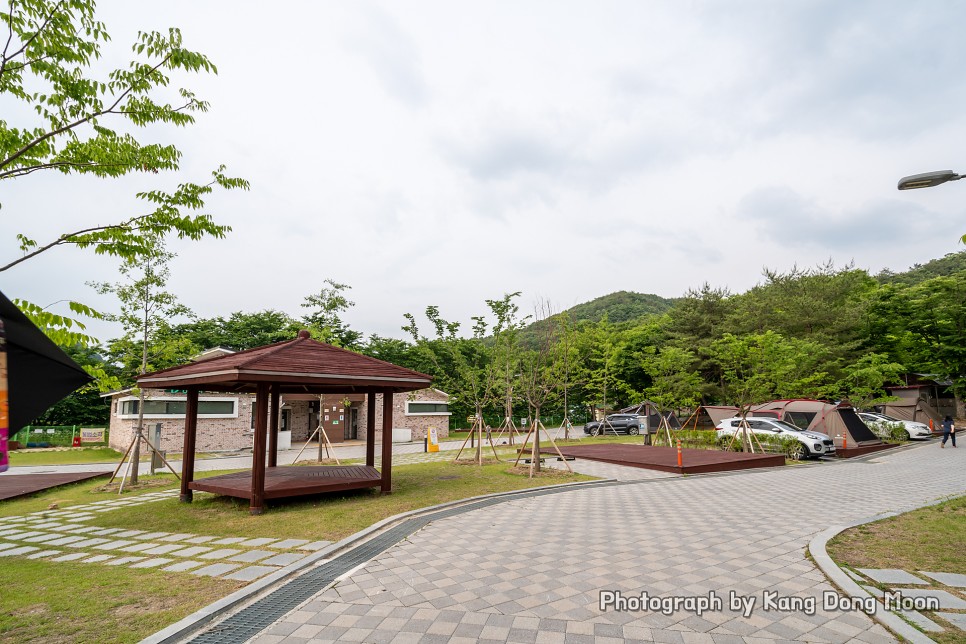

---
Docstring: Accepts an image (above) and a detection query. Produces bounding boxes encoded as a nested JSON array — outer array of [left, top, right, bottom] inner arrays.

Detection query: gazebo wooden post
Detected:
[[381, 390, 393, 493], [180, 388, 199, 503], [268, 384, 280, 468], [251, 383, 270, 515], [366, 392, 376, 467]]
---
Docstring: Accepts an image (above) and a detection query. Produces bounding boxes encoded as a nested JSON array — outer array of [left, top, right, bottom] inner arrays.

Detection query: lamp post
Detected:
[[897, 170, 963, 190], [899, 169, 966, 243]]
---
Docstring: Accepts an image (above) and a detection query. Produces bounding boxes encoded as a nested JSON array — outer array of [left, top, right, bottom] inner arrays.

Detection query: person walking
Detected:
[[940, 415, 956, 448]]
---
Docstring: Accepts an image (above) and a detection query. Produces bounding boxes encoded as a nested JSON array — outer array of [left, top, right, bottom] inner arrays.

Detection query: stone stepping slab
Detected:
[[298, 541, 333, 551], [198, 548, 243, 560], [894, 588, 966, 610], [131, 557, 174, 569], [919, 571, 966, 588], [158, 533, 196, 542], [163, 560, 206, 572], [270, 539, 311, 549], [141, 544, 185, 556], [184, 536, 219, 544], [192, 563, 242, 577], [899, 609, 943, 632], [168, 546, 213, 558], [235, 538, 278, 548], [83, 554, 115, 563], [936, 611, 966, 631], [93, 540, 139, 551], [119, 542, 164, 553], [0, 546, 40, 557], [858, 568, 930, 584], [106, 556, 148, 566], [223, 565, 280, 582], [26, 549, 62, 559], [261, 553, 308, 567], [229, 550, 276, 563]]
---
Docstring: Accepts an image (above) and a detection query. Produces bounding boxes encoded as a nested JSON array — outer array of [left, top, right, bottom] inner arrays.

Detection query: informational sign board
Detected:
[[80, 427, 106, 444], [427, 427, 439, 453]]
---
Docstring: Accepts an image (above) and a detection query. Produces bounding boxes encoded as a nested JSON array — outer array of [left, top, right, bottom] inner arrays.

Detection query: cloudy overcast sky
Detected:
[[2, 0, 965, 343]]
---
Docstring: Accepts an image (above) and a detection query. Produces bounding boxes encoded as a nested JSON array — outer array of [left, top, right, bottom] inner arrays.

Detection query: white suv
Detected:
[[857, 412, 932, 441], [715, 417, 836, 459]]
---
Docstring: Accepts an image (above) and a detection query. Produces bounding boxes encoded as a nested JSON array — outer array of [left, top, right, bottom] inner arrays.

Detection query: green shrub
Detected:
[[883, 421, 910, 442]]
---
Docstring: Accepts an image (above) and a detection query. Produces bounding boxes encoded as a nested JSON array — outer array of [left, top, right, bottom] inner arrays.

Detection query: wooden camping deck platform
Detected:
[[835, 443, 900, 459], [189, 465, 382, 500], [0, 471, 111, 501], [556, 444, 784, 474]]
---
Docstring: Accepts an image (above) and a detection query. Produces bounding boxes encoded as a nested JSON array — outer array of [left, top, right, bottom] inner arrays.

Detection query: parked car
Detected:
[[857, 412, 932, 441], [715, 417, 836, 460], [584, 414, 650, 436]]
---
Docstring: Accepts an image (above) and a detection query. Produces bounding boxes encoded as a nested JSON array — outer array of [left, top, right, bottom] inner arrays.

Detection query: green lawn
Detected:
[[827, 495, 966, 643], [8, 447, 224, 467], [0, 460, 595, 642], [0, 559, 242, 644], [7, 447, 135, 466]]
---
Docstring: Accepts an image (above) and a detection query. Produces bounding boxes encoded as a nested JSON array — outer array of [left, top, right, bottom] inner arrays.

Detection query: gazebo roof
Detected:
[[137, 330, 432, 394]]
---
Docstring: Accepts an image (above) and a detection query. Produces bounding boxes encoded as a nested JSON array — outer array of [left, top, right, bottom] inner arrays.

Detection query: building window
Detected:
[[405, 401, 450, 415], [117, 397, 238, 419]]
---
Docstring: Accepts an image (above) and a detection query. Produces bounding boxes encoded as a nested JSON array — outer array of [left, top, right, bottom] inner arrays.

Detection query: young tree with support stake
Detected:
[[488, 292, 528, 446], [548, 310, 578, 440], [403, 305, 501, 465], [92, 237, 188, 486], [514, 300, 571, 477], [0, 0, 247, 355]]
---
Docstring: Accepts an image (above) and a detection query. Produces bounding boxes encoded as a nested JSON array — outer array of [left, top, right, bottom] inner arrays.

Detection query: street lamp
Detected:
[[897, 170, 963, 190]]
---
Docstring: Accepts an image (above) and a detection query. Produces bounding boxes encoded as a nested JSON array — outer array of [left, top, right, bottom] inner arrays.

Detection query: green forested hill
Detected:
[[877, 250, 966, 285], [518, 291, 676, 348], [563, 290, 678, 323]]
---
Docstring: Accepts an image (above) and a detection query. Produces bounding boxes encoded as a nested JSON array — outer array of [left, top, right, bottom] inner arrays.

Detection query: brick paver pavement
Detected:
[[250, 442, 966, 643]]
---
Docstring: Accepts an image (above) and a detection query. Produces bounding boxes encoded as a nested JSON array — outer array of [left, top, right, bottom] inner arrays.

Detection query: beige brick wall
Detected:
[[357, 389, 450, 442], [108, 390, 252, 453], [106, 387, 450, 453]]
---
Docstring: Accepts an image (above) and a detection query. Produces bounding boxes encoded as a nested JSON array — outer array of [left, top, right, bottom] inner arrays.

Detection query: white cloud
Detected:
[[3, 0, 965, 344]]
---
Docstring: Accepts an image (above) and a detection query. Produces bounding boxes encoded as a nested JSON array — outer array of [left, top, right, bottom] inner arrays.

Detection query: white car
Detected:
[[857, 412, 932, 441], [715, 417, 836, 460]]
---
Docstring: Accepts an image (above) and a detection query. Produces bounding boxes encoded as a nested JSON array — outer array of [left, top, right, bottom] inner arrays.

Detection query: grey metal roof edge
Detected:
[[138, 476, 617, 644]]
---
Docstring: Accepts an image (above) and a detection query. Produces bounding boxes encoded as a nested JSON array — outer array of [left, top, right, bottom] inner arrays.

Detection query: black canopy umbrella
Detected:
[[0, 291, 93, 432]]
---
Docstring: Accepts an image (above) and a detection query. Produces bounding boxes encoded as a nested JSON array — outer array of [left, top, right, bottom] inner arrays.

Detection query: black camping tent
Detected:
[[0, 291, 92, 432]]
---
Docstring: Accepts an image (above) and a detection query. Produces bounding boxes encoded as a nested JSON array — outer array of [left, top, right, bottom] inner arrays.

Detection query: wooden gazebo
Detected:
[[137, 330, 432, 514]]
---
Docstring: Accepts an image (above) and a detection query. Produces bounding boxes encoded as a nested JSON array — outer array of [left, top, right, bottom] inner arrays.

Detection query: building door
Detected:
[[346, 407, 358, 440]]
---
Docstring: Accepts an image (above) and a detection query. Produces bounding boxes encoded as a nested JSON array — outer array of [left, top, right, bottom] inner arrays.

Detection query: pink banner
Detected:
[[0, 320, 8, 472]]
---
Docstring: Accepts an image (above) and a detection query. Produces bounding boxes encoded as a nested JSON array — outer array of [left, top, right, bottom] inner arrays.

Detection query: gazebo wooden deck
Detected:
[[190, 465, 382, 500], [138, 330, 432, 514]]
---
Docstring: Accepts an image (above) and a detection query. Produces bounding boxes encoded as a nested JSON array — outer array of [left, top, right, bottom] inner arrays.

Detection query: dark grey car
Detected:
[[583, 414, 649, 436]]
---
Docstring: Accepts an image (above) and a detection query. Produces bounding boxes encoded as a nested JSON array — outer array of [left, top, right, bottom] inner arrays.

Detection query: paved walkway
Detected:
[[242, 442, 965, 643]]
